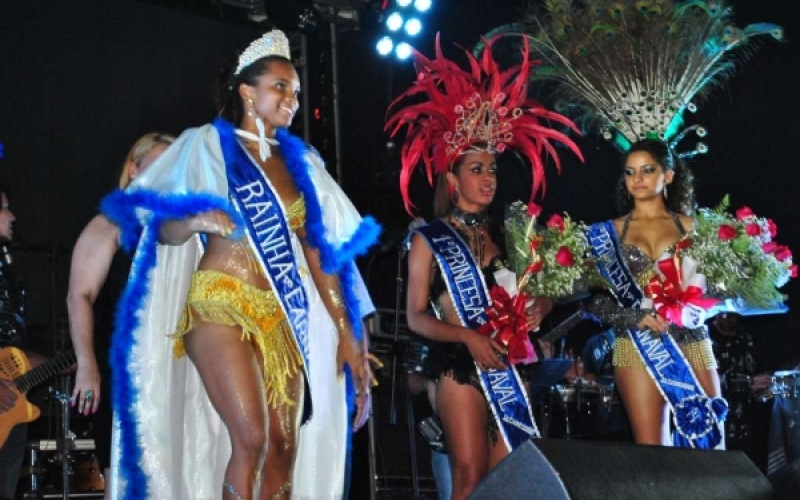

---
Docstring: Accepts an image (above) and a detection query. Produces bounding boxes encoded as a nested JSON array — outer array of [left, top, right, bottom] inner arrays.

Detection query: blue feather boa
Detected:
[[102, 190, 240, 500], [268, 125, 380, 489], [103, 120, 379, 499]]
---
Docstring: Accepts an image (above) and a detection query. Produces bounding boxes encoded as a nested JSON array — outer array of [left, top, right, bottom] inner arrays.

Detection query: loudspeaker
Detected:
[[771, 458, 800, 500], [468, 439, 774, 500]]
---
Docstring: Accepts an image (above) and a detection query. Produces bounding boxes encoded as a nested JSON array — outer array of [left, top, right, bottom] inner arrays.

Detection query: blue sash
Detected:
[[587, 221, 726, 449], [214, 121, 310, 373], [416, 220, 538, 450]]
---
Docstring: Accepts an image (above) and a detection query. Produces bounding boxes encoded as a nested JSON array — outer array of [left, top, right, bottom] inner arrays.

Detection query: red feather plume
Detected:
[[385, 34, 584, 214]]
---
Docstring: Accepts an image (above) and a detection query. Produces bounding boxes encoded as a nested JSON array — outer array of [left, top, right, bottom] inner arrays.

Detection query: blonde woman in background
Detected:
[[66, 132, 174, 497]]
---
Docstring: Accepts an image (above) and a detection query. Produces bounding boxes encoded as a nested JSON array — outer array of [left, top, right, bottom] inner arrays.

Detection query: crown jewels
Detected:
[[444, 92, 523, 158], [235, 30, 292, 76]]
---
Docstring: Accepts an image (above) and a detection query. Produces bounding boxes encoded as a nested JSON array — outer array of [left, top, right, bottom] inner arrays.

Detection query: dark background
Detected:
[[1, 0, 798, 492], [1, 0, 797, 363]]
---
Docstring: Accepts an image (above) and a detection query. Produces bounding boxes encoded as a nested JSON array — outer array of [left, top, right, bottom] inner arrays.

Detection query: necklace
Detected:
[[450, 206, 489, 228], [235, 127, 279, 162], [449, 206, 488, 266]]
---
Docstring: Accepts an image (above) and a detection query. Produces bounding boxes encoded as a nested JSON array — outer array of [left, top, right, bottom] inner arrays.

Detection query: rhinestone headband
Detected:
[[235, 30, 291, 76]]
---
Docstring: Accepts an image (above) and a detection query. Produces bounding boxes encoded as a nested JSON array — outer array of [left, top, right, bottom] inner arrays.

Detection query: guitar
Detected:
[[0, 346, 76, 447], [536, 309, 587, 345]]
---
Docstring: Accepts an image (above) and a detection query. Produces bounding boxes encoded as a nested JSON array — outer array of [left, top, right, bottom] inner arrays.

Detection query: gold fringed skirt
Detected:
[[613, 336, 717, 372], [173, 270, 303, 409]]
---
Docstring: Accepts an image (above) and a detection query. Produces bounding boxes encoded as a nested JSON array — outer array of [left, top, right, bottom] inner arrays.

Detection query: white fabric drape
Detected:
[[108, 124, 374, 500]]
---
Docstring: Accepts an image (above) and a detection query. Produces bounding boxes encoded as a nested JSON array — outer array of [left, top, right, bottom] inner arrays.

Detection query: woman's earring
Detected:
[[663, 184, 669, 200], [247, 97, 255, 117], [452, 189, 459, 204]]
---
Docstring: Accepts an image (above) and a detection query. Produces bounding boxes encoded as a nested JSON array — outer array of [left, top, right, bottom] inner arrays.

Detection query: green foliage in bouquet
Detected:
[[505, 201, 602, 299], [684, 195, 795, 308]]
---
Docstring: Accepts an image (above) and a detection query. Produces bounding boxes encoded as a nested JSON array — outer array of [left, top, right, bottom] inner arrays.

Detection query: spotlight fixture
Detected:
[[395, 42, 412, 60], [404, 18, 421, 36], [375, 0, 433, 60], [376, 36, 394, 55], [413, 0, 431, 12], [386, 12, 403, 31]]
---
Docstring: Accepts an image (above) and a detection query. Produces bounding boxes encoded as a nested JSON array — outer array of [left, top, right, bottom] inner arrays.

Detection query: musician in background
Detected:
[[710, 312, 770, 453], [0, 187, 44, 500], [579, 329, 632, 440], [767, 356, 800, 484]]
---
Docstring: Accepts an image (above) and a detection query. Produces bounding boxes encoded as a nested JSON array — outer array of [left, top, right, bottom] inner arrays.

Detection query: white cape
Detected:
[[107, 124, 375, 500]]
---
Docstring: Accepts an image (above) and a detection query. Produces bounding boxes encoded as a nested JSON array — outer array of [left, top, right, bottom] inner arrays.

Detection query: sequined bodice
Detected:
[[618, 212, 687, 290], [620, 244, 657, 278]]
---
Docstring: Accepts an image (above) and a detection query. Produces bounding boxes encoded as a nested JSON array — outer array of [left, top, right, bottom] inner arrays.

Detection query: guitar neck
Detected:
[[14, 350, 76, 394], [539, 310, 585, 344]]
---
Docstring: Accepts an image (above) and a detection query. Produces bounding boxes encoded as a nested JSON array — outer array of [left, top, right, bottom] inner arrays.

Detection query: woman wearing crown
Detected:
[[387, 36, 582, 499], [515, 0, 783, 448], [102, 30, 379, 500]]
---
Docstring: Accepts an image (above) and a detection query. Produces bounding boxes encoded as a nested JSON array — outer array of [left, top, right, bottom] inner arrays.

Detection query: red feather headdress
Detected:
[[386, 34, 584, 214]]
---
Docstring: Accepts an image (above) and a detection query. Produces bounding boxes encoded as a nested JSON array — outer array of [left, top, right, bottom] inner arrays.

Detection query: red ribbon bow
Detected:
[[644, 257, 718, 327], [478, 286, 537, 365]]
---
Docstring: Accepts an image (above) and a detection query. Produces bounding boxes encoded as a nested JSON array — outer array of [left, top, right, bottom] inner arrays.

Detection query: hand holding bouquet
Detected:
[[476, 201, 595, 366], [478, 270, 537, 365], [642, 244, 720, 329]]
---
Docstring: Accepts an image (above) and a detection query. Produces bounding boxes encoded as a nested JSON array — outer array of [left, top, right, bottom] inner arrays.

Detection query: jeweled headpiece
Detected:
[[514, 0, 782, 157], [385, 34, 584, 214], [235, 30, 292, 75]]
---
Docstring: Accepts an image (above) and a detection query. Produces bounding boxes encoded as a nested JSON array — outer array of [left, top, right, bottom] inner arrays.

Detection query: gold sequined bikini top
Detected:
[[285, 195, 306, 232], [240, 195, 306, 277]]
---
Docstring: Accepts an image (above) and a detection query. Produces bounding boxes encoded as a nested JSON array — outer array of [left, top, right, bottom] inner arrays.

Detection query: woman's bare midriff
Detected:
[[197, 234, 272, 291]]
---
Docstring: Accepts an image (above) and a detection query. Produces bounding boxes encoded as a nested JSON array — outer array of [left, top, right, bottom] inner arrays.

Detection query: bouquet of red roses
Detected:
[[504, 201, 596, 299], [475, 201, 600, 365], [682, 196, 795, 308]]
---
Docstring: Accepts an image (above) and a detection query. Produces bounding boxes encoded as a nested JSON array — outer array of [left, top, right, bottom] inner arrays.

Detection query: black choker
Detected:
[[450, 206, 488, 228]]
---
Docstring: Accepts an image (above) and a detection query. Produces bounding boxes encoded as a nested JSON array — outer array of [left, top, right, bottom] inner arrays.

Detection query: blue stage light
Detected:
[[404, 18, 422, 36], [396, 42, 413, 60], [376, 36, 394, 56], [386, 12, 403, 31], [397, 0, 412, 7], [414, 0, 432, 12]]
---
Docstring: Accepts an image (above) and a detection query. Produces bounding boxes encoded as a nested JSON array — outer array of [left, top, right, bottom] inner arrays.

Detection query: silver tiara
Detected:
[[235, 30, 291, 76]]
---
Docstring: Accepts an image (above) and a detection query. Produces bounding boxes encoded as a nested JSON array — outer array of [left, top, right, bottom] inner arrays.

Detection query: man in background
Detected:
[[0, 187, 43, 500]]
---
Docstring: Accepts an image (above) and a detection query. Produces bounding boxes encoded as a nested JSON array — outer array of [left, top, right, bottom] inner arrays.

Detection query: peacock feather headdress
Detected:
[[385, 34, 584, 214], [509, 0, 783, 155]]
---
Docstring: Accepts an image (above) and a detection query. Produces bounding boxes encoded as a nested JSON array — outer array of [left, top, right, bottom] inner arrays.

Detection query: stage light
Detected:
[[404, 18, 422, 36], [377, 36, 394, 56], [396, 42, 413, 60], [386, 12, 403, 31], [377, 1, 432, 61], [414, 0, 432, 12]]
